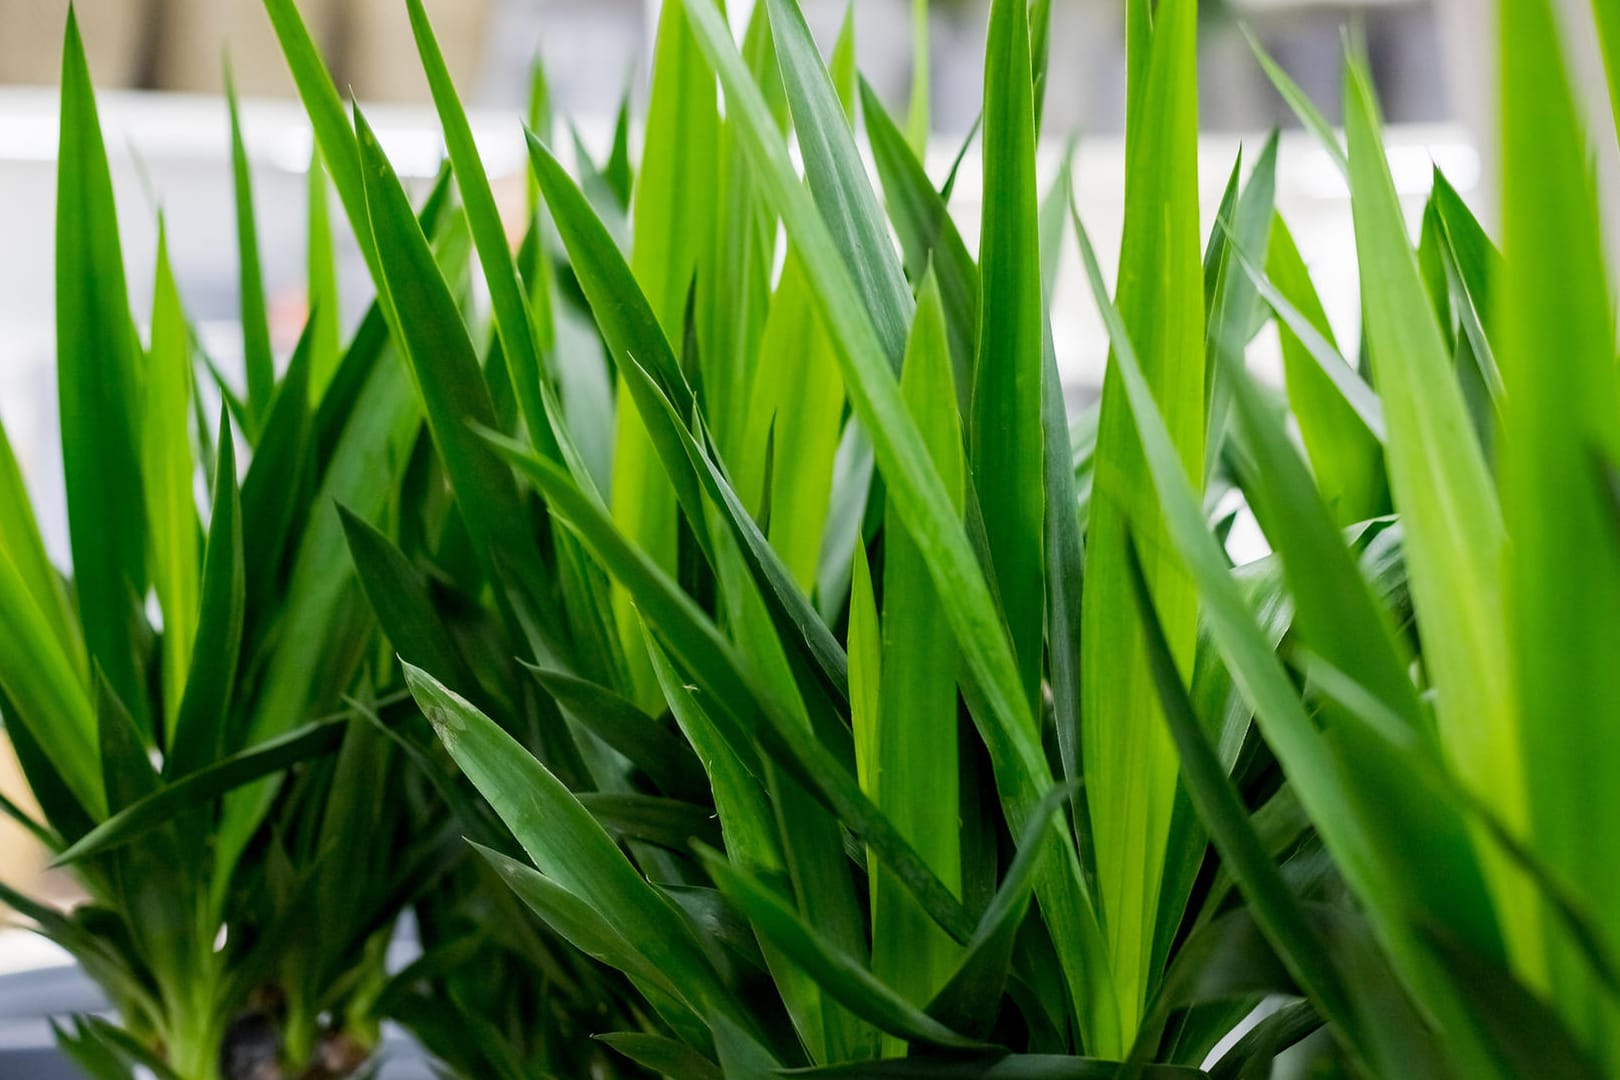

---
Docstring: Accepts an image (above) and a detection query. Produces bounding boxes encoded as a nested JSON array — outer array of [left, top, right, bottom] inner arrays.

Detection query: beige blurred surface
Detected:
[[151, 0, 331, 96], [345, 0, 492, 103], [0, 735, 44, 915], [2, 0, 491, 102], [0, 0, 152, 87]]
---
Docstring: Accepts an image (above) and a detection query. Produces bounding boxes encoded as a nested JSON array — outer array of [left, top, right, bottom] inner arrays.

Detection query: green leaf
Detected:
[[474, 842, 690, 1003], [1081, 0, 1205, 1032], [94, 673, 194, 995], [765, 0, 913, 370], [0, 539, 100, 818], [635, 0, 721, 334], [338, 505, 485, 709], [354, 109, 554, 655], [1243, 29, 1347, 175], [861, 76, 977, 409], [699, 846, 988, 1051], [143, 226, 200, 734], [613, 0, 722, 704], [526, 665, 709, 803], [606, 88, 635, 209], [527, 141, 697, 702], [1342, 54, 1533, 974], [56, 717, 347, 866], [0, 876, 158, 1018], [757, 254, 845, 592], [1589, 0, 1620, 147], [57, 9, 147, 733], [527, 138, 853, 715], [1225, 356, 1507, 999], [1498, 0, 1620, 1050], [869, 271, 965, 1022], [1030, 0, 1054, 132], [0, 417, 81, 677], [239, 319, 314, 618], [0, 684, 95, 841], [1041, 321, 1093, 902], [829, 2, 858, 118], [598, 1033, 723, 1080], [1039, 142, 1075, 310], [1418, 925, 1605, 1080], [165, 409, 244, 780], [263, 0, 379, 277], [1202, 137, 1277, 480], [849, 542, 881, 800], [1260, 215, 1387, 524], [62, 1015, 185, 1080], [225, 61, 274, 426], [306, 147, 342, 399], [406, 0, 566, 467], [646, 637, 782, 875], [1226, 234, 1384, 444], [700, 2, 782, 465], [906, 0, 930, 155], [219, 266, 428, 903], [406, 666, 742, 1027], [578, 792, 723, 853], [972, 0, 1046, 713]]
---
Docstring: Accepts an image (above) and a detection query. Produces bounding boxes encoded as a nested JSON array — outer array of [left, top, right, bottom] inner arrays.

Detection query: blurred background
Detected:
[[0, 0, 1479, 128], [0, 0, 1536, 1057]]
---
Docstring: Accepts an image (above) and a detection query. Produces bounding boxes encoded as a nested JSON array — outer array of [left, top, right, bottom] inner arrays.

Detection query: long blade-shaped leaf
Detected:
[[906, 0, 930, 154], [306, 147, 341, 399], [758, 255, 845, 593], [262, 0, 378, 276], [406, 0, 564, 466], [766, 0, 913, 370], [58, 716, 346, 866], [613, 0, 722, 705], [1499, 0, 1620, 1052], [972, 0, 1046, 713], [225, 63, 274, 426], [869, 272, 964, 1031], [700, 847, 986, 1051], [528, 136, 853, 716], [144, 227, 199, 733], [1081, 0, 1205, 1031], [1262, 215, 1387, 524], [862, 76, 977, 409], [57, 10, 147, 733], [405, 665, 743, 1027], [1342, 55, 1535, 977], [166, 413, 244, 780], [0, 421, 79, 675], [1590, 0, 1620, 146], [0, 544, 100, 818]]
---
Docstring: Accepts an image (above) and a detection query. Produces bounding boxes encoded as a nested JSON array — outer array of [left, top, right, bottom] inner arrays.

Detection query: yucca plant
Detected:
[[265, 0, 1473, 1074], [354, 0, 1617, 1074], [10, 0, 1616, 1074], [0, 10, 565, 1078]]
